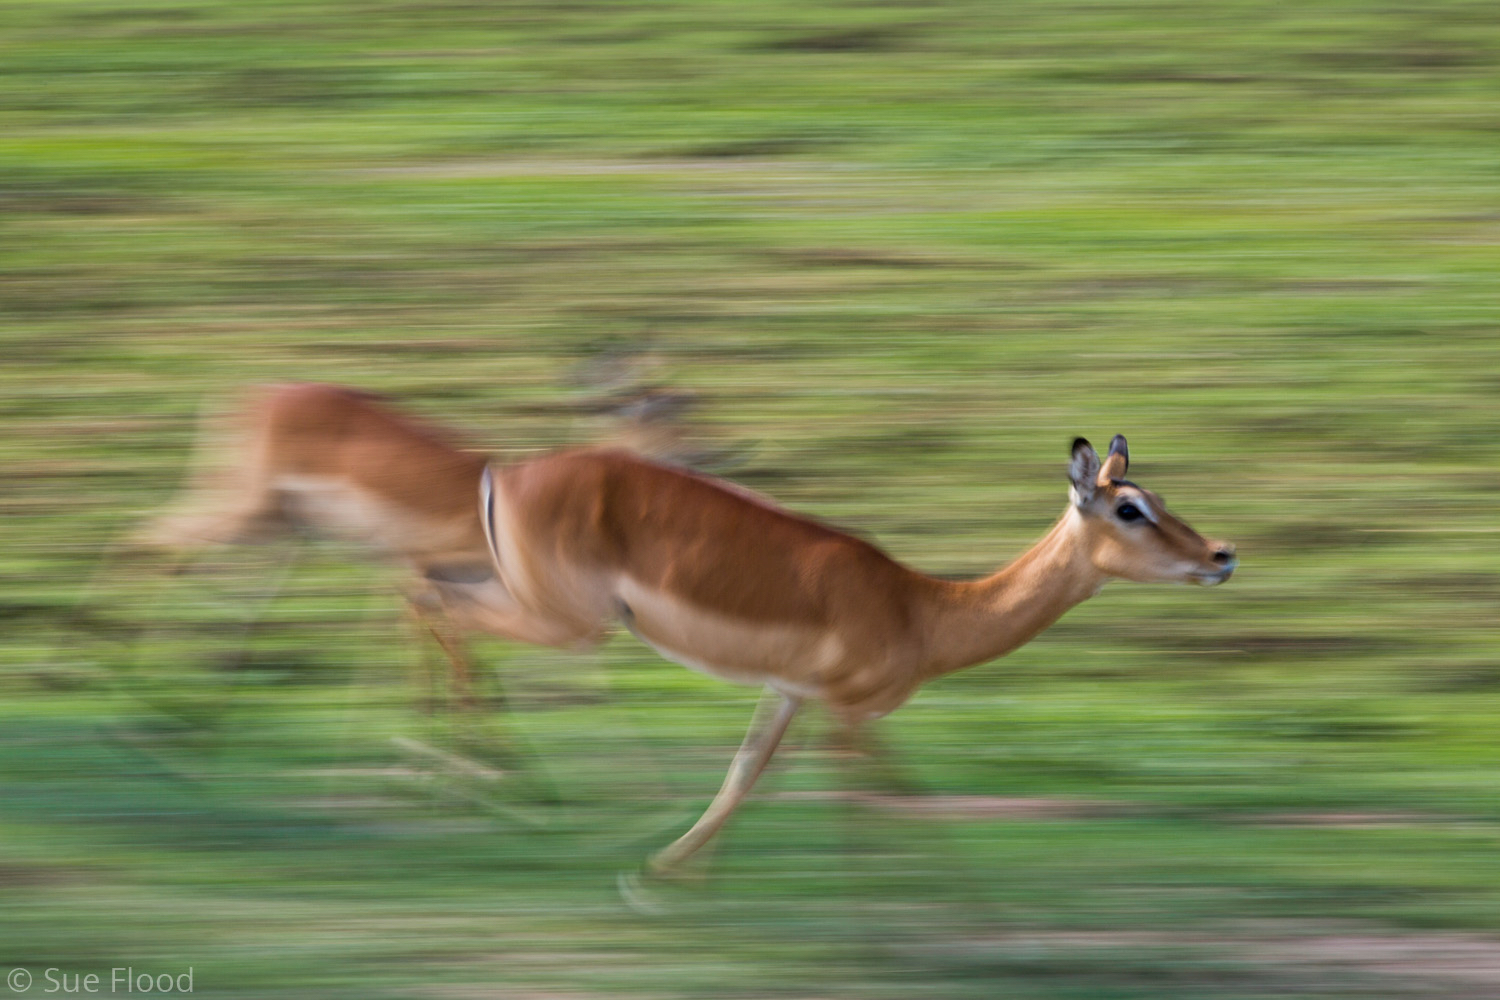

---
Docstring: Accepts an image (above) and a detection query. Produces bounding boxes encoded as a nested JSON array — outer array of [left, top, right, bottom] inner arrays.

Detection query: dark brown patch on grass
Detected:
[[756, 26, 914, 53], [774, 791, 1135, 820], [0, 862, 85, 887], [1372, 572, 1500, 600], [665, 137, 826, 158], [1248, 520, 1400, 551], [1303, 45, 1483, 71], [1412, 661, 1500, 693], [1140, 630, 1388, 659], [773, 247, 950, 268]]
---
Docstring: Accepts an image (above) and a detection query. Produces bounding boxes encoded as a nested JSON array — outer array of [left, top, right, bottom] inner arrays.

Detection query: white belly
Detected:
[[274, 474, 437, 554], [613, 576, 838, 698]]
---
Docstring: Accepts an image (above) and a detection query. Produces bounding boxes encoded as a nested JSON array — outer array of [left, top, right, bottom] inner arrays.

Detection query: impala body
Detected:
[[143, 382, 1236, 875], [481, 439, 1234, 722]]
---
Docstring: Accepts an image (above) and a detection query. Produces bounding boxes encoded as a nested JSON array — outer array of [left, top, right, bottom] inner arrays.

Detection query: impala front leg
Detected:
[[647, 686, 801, 876]]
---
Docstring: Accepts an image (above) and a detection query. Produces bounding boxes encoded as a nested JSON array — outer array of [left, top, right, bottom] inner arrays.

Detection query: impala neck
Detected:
[[918, 506, 1106, 679]]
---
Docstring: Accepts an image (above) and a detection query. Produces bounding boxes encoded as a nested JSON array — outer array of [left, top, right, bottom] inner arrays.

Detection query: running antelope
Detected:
[[476, 423, 1236, 874], [141, 383, 1236, 875]]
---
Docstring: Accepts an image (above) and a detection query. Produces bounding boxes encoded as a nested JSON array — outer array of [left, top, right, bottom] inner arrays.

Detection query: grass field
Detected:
[[4, 1, 1500, 996]]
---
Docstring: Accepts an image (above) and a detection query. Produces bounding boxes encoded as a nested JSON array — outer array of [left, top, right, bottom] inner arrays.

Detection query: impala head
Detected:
[[1067, 435, 1236, 586]]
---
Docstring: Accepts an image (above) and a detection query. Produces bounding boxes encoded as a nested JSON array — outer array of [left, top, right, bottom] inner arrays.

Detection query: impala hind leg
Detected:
[[405, 598, 477, 711], [646, 687, 801, 877], [832, 722, 1002, 926], [402, 600, 443, 716], [839, 723, 930, 800], [404, 592, 564, 803]]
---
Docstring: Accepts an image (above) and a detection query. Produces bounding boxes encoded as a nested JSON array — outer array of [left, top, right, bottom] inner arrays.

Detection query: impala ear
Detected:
[[1069, 437, 1101, 506], [1098, 433, 1129, 484]]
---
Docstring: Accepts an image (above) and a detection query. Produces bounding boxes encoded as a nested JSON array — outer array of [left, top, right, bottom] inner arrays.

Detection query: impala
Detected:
[[476, 417, 1236, 875], [142, 383, 1236, 876]]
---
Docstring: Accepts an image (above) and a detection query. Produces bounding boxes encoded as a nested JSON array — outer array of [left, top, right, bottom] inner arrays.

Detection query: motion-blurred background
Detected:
[[4, 1, 1500, 996]]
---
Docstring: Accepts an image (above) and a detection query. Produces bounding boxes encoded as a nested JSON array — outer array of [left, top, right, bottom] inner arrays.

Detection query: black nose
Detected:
[[1211, 546, 1236, 565]]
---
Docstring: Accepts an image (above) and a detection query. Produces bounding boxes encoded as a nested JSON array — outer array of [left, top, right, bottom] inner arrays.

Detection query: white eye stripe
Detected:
[[1119, 495, 1159, 525]]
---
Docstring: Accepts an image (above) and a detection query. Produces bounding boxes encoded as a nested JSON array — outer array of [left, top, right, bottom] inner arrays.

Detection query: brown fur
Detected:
[[498, 449, 920, 628], [141, 383, 487, 565]]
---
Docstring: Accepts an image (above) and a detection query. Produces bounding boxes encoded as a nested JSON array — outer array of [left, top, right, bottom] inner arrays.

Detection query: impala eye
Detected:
[[1116, 503, 1144, 523]]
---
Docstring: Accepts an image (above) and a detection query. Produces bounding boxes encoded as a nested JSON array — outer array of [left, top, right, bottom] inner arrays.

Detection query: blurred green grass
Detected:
[[4, 0, 1500, 996]]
